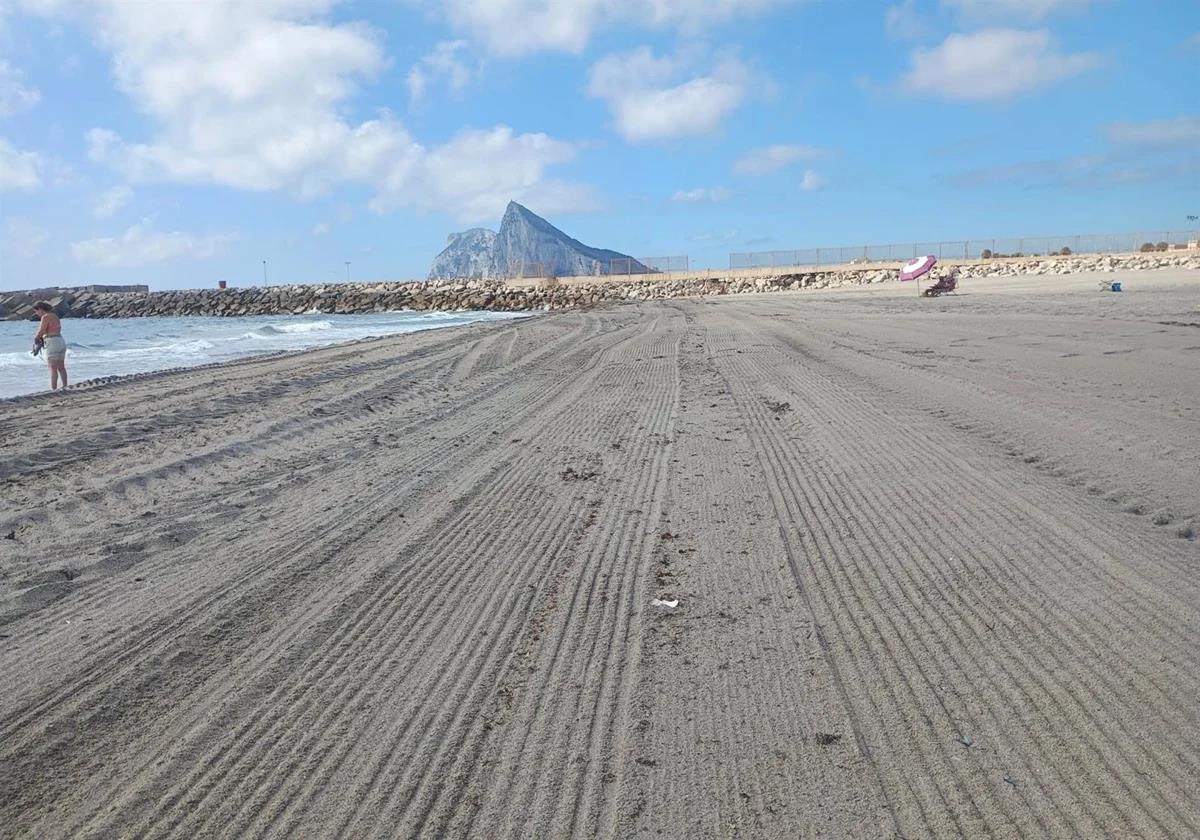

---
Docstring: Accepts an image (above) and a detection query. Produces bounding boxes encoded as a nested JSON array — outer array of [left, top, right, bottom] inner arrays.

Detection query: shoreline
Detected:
[[2, 268, 1198, 837], [0, 310, 531, 401]]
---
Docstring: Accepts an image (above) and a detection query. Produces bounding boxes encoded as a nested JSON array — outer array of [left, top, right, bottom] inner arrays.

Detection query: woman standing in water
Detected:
[[31, 301, 68, 390]]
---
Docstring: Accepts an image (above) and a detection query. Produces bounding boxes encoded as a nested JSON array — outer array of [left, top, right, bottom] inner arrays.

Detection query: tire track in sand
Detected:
[[49, 311, 669, 839], [702, 303, 1200, 838], [1, 312, 631, 837]]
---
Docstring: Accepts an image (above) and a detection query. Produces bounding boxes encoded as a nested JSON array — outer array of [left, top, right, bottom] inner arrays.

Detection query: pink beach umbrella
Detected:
[[899, 255, 937, 281], [900, 255, 938, 296]]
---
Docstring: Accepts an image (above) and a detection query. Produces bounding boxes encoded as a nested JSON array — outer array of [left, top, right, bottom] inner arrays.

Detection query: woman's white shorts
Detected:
[[42, 335, 66, 362]]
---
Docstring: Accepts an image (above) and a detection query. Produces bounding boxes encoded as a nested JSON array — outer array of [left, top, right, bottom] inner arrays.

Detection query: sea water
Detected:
[[0, 310, 527, 399]]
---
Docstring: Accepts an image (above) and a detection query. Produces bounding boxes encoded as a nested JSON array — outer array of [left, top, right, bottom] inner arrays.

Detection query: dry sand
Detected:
[[1, 268, 1198, 839]]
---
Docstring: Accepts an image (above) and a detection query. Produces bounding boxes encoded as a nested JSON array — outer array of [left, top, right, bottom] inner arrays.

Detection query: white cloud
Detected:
[[25, 0, 588, 223], [1106, 116, 1200, 146], [439, 0, 789, 56], [3, 218, 51, 259], [71, 219, 232, 268], [70, 0, 393, 195], [0, 137, 41, 191], [901, 29, 1100, 100], [733, 143, 826, 175], [942, 0, 1094, 20], [407, 40, 477, 103], [799, 169, 826, 191], [376, 125, 595, 221], [949, 151, 1195, 189], [92, 184, 133, 218], [672, 187, 731, 203], [587, 47, 750, 142], [885, 0, 930, 39], [0, 60, 40, 116], [312, 221, 330, 236]]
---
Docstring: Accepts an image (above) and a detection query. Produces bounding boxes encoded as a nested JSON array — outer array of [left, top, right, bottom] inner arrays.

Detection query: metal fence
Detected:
[[730, 230, 1199, 270], [499, 229, 1196, 280], [607, 255, 689, 276], [504, 256, 691, 278], [510, 261, 549, 279]]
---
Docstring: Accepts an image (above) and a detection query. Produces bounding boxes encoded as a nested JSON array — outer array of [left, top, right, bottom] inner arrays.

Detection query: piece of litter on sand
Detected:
[[815, 732, 842, 746], [957, 735, 973, 749], [650, 598, 679, 609]]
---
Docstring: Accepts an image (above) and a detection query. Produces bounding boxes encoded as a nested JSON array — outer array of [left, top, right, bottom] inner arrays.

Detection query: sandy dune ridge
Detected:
[[1, 269, 1198, 838]]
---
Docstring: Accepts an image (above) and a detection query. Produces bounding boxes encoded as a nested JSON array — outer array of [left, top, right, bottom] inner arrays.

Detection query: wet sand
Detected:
[[1, 268, 1198, 838]]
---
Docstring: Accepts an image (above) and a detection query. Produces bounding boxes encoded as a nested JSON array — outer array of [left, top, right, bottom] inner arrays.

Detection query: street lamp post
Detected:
[[262, 260, 268, 285], [345, 261, 351, 282]]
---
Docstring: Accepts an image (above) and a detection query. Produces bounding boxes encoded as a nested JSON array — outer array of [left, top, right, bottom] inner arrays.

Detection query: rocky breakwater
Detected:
[[61, 272, 894, 318], [952, 251, 1200, 279], [9, 251, 1196, 321], [57, 281, 538, 318], [534, 251, 1200, 307], [0, 285, 148, 320]]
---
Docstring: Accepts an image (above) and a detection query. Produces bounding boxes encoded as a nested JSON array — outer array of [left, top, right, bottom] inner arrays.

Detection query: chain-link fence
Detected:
[[730, 230, 1199, 270], [607, 255, 689, 275], [499, 230, 1196, 280], [509, 261, 549, 279], [504, 256, 691, 278]]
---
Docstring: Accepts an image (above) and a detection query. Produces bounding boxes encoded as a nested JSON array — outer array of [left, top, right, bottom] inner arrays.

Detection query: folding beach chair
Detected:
[[922, 271, 959, 298]]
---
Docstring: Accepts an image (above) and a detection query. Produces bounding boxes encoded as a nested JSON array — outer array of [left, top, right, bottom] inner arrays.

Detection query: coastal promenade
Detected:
[[1, 269, 1198, 838]]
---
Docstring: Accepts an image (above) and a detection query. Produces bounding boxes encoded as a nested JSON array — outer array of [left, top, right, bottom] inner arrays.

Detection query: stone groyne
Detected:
[[3, 253, 1196, 320], [0, 285, 151, 320]]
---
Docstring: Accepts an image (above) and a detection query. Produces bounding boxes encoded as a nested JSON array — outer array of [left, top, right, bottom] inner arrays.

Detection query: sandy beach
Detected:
[[1, 268, 1198, 839]]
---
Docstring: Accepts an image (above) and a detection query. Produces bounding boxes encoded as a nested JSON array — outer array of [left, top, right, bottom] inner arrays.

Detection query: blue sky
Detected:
[[0, 0, 1196, 290]]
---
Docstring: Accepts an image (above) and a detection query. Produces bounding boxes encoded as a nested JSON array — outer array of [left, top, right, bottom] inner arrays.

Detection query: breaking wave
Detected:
[[1, 310, 527, 398]]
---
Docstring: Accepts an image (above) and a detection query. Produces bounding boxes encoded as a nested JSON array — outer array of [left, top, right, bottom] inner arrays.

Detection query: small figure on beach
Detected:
[[31, 301, 68, 391], [921, 270, 960, 298]]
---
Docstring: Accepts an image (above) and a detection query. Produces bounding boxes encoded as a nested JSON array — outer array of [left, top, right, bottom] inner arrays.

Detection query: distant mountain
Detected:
[[428, 228, 495, 281], [428, 202, 647, 280]]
